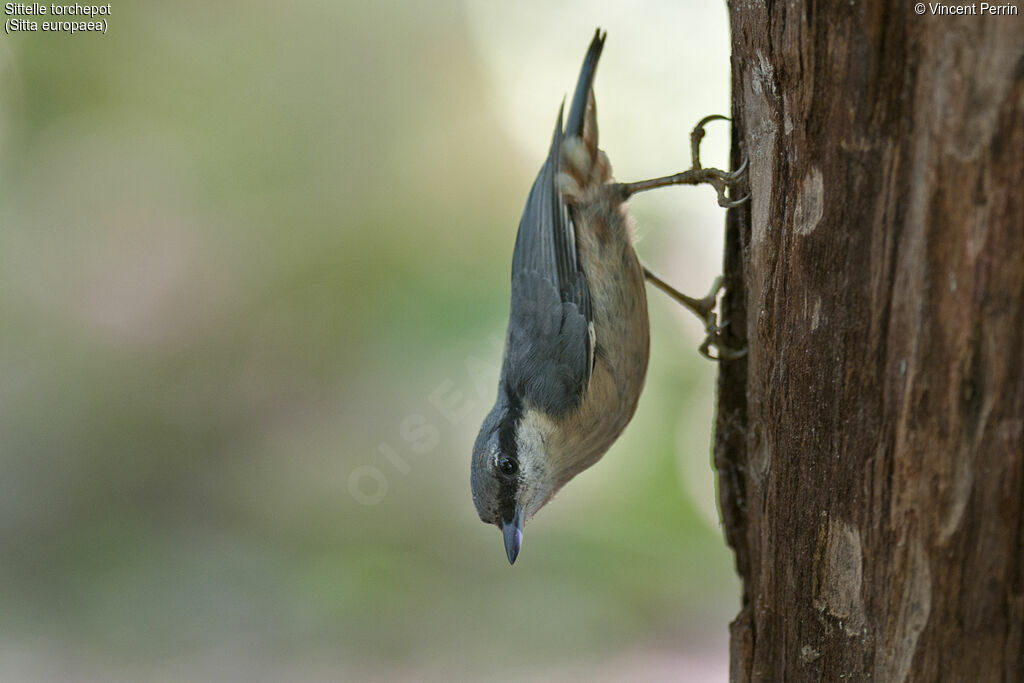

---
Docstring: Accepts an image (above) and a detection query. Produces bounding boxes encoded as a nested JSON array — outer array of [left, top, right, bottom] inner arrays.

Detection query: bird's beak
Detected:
[[502, 506, 524, 565]]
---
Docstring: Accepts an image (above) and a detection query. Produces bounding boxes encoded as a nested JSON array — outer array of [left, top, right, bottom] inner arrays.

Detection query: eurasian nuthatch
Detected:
[[471, 30, 747, 564]]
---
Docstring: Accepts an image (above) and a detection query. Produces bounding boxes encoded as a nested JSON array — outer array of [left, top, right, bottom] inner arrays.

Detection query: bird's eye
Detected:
[[497, 456, 518, 476]]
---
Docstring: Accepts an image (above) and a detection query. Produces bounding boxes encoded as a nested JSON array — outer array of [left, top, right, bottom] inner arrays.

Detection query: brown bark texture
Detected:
[[715, 2, 1024, 681]]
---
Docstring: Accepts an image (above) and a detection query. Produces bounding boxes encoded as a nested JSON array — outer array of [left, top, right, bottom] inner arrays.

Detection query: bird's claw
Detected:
[[688, 116, 750, 208], [720, 193, 751, 209], [689, 114, 730, 169], [725, 156, 749, 182], [699, 320, 748, 361], [705, 171, 750, 209], [692, 276, 747, 361]]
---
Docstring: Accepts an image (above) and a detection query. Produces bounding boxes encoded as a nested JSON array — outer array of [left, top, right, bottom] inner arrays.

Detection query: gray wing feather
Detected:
[[502, 32, 606, 417], [503, 107, 593, 417]]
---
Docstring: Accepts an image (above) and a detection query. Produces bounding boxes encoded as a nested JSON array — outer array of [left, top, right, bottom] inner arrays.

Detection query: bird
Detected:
[[471, 29, 748, 565]]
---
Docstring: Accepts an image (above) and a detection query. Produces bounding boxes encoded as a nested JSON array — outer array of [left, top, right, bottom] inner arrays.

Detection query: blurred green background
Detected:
[[0, 1, 739, 680]]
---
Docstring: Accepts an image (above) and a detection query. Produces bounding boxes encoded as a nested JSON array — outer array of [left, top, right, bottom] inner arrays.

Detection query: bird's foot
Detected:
[[687, 115, 750, 208], [698, 316, 748, 361], [614, 115, 750, 208], [642, 268, 747, 361]]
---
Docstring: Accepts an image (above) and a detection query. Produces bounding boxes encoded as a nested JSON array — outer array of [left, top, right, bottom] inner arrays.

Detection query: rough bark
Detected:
[[716, 2, 1024, 680]]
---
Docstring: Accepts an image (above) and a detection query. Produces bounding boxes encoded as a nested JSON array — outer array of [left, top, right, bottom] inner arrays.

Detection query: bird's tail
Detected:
[[565, 29, 605, 148], [559, 29, 610, 201]]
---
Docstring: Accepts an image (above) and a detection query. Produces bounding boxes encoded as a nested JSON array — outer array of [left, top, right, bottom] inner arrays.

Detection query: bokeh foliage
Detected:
[[0, 2, 737, 680]]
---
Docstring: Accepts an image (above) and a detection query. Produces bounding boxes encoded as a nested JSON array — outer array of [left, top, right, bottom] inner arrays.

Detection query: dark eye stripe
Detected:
[[496, 386, 523, 465]]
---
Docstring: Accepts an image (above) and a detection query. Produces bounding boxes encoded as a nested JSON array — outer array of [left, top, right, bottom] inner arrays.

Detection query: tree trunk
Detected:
[[715, 2, 1024, 680]]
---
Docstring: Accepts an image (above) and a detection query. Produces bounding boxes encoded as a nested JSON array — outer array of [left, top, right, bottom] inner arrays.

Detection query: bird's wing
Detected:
[[503, 104, 593, 418], [501, 31, 606, 418]]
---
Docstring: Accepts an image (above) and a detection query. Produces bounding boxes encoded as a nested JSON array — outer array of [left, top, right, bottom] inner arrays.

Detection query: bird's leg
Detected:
[[617, 115, 749, 359], [613, 115, 750, 208], [642, 265, 747, 361], [643, 266, 717, 320]]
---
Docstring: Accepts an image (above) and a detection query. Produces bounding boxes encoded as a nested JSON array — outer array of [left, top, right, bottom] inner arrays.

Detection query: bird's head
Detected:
[[471, 391, 561, 564]]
